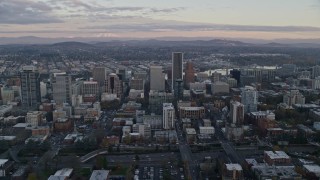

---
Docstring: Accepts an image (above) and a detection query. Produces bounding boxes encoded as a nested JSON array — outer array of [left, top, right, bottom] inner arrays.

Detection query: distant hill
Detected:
[[0, 36, 319, 48]]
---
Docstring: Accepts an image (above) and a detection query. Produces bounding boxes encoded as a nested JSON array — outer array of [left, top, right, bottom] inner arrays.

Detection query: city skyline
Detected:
[[1, 0, 320, 40]]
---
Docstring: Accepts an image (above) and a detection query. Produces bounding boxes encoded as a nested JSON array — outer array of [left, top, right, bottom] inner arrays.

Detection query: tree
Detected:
[[135, 155, 140, 161]]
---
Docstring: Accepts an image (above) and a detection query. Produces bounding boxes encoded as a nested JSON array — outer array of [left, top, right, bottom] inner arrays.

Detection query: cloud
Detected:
[[82, 21, 320, 33], [0, 0, 62, 24]]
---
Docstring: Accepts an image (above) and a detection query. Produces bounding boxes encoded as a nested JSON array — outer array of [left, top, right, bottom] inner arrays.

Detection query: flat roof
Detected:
[[54, 168, 73, 177], [303, 164, 320, 173], [226, 163, 242, 171], [199, 126, 215, 130], [89, 170, 110, 180], [186, 128, 196, 135], [0, 136, 16, 141], [0, 159, 8, 166], [48, 175, 68, 180], [180, 106, 204, 111], [265, 151, 290, 159], [13, 123, 29, 128]]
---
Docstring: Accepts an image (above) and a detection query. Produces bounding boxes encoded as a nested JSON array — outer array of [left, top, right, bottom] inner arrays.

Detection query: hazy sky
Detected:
[[1, 0, 320, 39]]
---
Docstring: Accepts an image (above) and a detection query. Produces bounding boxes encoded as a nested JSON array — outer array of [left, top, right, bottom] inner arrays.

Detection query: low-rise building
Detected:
[[199, 126, 215, 135], [0, 159, 14, 177], [186, 128, 197, 144], [303, 164, 320, 178], [222, 163, 243, 180], [90, 170, 110, 180], [252, 165, 301, 180], [179, 106, 205, 120], [264, 151, 291, 166]]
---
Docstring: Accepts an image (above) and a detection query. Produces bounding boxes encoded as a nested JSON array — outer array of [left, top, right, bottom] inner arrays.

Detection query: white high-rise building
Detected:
[[150, 66, 165, 91], [241, 86, 258, 113], [229, 101, 244, 125], [163, 103, 175, 130]]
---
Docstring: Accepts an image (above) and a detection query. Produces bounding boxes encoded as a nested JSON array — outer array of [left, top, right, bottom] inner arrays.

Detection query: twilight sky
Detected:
[[0, 0, 320, 39]]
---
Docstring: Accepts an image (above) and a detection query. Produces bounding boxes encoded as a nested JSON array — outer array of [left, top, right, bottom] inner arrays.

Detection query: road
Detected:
[[215, 127, 245, 164], [175, 121, 198, 180]]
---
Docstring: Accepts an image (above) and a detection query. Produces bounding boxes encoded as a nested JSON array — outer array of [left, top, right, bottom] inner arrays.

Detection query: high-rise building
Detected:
[[184, 62, 195, 87], [150, 66, 165, 91], [230, 69, 241, 85], [149, 91, 173, 115], [172, 52, 183, 90], [52, 73, 72, 105], [20, 66, 41, 108], [283, 90, 305, 106], [212, 71, 221, 82], [105, 73, 123, 98], [174, 79, 183, 100], [241, 86, 258, 113], [92, 67, 109, 87], [163, 103, 175, 130], [312, 65, 320, 79], [229, 101, 244, 125], [26, 111, 43, 127], [81, 81, 99, 96], [130, 79, 144, 90]]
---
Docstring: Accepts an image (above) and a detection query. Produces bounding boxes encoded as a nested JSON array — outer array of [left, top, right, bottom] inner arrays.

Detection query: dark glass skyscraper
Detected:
[[20, 66, 41, 109], [172, 52, 183, 90]]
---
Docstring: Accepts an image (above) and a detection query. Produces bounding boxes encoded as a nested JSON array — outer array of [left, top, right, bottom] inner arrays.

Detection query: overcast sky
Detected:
[[1, 0, 320, 39]]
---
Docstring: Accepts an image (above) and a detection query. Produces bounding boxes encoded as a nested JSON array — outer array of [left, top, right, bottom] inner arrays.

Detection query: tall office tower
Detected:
[[172, 52, 183, 90], [174, 79, 183, 100], [163, 103, 175, 130], [149, 91, 173, 115], [117, 67, 127, 81], [92, 67, 108, 87], [312, 65, 320, 78], [81, 81, 99, 96], [105, 73, 123, 98], [20, 66, 41, 108], [52, 73, 72, 105], [184, 62, 195, 88], [150, 66, 165, 91], [212, 71, 221, 82], [241, 86, 258, 113], [229, 101, 244, 125], [230, 69, 241, 85]]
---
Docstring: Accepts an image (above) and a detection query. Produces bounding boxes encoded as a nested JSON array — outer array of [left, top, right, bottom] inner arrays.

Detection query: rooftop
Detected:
[[0, 159, 8, 166], [303, 164, 320, 173], [54, 168, 73, 177], [89, 170, 110, 180], [180, 106, 205, 111], [225, 163, 242, 171], [186, 128, 197, 135], [265, 151, 290, 159]]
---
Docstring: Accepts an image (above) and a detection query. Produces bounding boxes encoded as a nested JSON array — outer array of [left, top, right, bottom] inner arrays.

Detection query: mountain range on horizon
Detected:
[[0, 36, 319, 48]]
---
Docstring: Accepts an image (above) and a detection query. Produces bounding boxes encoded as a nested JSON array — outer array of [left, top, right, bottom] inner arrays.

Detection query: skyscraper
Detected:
[[105, 73, 123, 98], [241, 86, 258, 113], [163, 103, 175, 130], [184, 62, 195, 88], [92, 67, 108, 87], [20, 66, 41, 108], [229, 101, 244, 125], [52, 73, 72, 105], [172, 52, 183, 90], [312, 65, 320, 79], [150, 66, 165, 91]]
